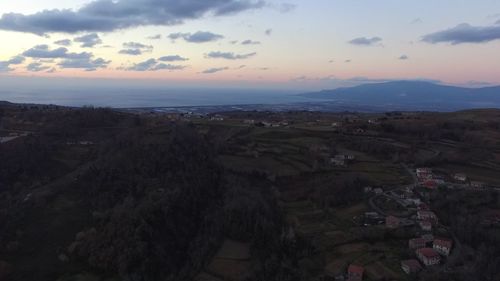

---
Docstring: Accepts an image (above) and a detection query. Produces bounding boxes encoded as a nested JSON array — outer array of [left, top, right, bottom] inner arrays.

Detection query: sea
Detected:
[[0, 77, 310, 108], [0, 87, 312, 108]]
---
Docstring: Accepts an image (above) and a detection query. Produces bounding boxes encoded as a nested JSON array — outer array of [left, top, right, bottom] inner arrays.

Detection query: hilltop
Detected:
[[301, 81, 500, 110]]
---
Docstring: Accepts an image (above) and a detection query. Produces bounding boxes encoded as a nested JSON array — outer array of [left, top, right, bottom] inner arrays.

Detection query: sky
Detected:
[[1, 0, 500, 90]]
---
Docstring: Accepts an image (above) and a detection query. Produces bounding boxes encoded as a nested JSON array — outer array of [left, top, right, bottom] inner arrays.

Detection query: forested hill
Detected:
[[0, 106, 297, 281]]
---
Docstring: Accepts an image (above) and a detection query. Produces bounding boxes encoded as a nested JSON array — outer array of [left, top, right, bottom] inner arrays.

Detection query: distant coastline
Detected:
[[2, 80, 500, 112]]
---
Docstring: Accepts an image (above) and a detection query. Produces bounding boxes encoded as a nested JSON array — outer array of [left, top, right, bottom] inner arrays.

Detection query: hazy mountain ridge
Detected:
[[301, 81, 500, 108]]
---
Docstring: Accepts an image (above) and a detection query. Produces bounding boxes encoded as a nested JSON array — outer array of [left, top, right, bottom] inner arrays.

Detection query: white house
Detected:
[[454, 173, 467, 182], [433, 238, 453, 256]]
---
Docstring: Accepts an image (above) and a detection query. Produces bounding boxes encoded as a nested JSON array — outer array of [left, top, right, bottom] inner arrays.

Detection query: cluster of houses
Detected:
[[453, 173, 486, 189], [365, 173, 456, 276], [400, 201, 453, 274], [210, 114, 225, 121], [417, 168, 487, 190], [405, 237, 453, 269], [329, 166, 496, 279], [416, 168, 446, 189], [168, 112, 295, 128], [386, 187, 422, 208]]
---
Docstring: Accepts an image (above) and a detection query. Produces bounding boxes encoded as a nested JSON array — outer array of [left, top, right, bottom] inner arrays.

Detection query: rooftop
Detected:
[[434, 238, 453, 248], [417, 248, 440, 258], [348, 264, 364, 274]]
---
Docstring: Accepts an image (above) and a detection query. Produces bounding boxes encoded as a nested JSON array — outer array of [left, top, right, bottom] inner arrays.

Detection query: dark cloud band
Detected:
[[205, 51, 256, 60], [168, 31, 224, 43], [422, 23, 500, 44], [0, 0, 265, 35], [348, 37, 382, 46]]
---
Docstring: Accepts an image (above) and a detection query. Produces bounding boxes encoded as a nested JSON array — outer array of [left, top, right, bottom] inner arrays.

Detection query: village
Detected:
[[340, 165, 500, 281]]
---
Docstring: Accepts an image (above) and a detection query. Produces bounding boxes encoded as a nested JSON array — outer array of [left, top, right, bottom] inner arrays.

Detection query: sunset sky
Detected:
[[1, 0, 500, 89]]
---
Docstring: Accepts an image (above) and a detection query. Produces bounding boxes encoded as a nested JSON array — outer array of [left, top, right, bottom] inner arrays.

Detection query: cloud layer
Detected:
[[168, 31, 224, 43], [206, 51, 256, 59], [422, 23, 500, 44], [74, 33, 102, 48], [59, 57, 110, 71], [348, 37, 382, 46], [27, 62, 51, 72], [147, 34, 161, 40], [125, 58, 186, 71], [158, 55, 189, 62], [241, 39, 260, 45], [202, 67, 229, 74], [22, 45, 91, 59], [16, 44, 111, 71], [0, 0, 265, 35], [54, 39, 72, 46], [119, 42, 153, 55], [0, 56, 26, 72]]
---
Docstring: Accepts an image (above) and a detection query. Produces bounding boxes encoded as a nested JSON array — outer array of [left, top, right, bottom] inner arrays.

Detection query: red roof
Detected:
[[424, 180, 437, 188], [418, 210, 436, 218], [417, 248, 440, 258], [348, 264, 364, 274], [434, 238, 453, 249]]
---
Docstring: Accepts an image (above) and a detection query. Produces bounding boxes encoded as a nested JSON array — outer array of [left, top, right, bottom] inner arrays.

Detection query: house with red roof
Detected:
[[433, 238, 453, 256], [401, 259, 422, 274], [416, 168, 432, 181], [347, 264, 364, 281], [423, 180, 438, 189], [416, 248, 441, 266]]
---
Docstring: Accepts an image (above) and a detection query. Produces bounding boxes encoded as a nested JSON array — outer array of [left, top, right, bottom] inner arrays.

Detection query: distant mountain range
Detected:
[[300, 81, 500, 110]]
